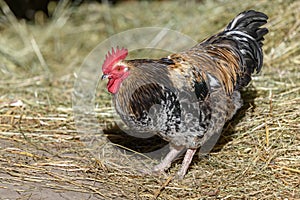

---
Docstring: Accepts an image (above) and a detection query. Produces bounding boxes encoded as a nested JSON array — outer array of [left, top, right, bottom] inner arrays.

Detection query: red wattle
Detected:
[[107, 72, 130, 94]]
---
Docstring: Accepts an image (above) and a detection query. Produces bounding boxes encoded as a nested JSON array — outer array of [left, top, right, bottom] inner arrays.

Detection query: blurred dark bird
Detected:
[[101, 10, 268, 178], [2, 0, 116, 21]]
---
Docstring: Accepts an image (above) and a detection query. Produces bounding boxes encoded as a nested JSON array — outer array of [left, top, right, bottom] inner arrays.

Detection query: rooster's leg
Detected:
[[153, 145, 184, 173], [176, 148, 197, 179]]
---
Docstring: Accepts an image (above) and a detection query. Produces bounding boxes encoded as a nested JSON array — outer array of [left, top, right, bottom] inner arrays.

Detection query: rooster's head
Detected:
[[101, 47, 129, 94]]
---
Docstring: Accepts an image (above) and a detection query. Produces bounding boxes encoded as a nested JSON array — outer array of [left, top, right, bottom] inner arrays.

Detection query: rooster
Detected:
[[101, 10, 268, 178]]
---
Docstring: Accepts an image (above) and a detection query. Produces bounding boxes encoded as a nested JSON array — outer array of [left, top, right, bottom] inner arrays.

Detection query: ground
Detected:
[[0, 0, 299, 199]]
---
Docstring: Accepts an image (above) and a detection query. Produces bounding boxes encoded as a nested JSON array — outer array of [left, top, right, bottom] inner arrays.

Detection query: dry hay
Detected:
[[0, 0, 299, 199]]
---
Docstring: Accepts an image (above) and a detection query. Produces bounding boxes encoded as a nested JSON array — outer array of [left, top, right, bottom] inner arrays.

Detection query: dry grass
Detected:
[[0, 0, 299, 199]]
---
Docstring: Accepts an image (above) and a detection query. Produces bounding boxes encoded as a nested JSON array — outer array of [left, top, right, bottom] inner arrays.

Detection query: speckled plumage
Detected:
[[103, 10, 268, 178]]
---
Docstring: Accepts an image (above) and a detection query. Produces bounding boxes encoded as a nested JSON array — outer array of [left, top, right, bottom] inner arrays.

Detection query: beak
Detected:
[[101, 74, 109, 80]]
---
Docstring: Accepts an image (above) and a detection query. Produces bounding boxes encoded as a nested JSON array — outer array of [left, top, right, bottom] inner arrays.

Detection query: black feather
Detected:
[[204, 10, 268, 89], [159, 57, 175, 65], [194, 80, 209, 101]]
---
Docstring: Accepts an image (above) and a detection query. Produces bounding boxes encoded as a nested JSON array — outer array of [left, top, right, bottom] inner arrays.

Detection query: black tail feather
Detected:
[[211, 10, 269, 88], [224, 10, 268, 74]]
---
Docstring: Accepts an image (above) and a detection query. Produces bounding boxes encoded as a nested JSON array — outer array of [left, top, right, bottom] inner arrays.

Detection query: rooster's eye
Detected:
[[116, 66, 122, 71]]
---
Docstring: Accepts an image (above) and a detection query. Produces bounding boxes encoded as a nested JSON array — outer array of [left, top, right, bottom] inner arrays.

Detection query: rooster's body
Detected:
[[101, 10, 268, 178]]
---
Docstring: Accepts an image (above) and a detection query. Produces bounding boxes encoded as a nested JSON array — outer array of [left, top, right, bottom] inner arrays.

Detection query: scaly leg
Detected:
[[176, 148, 197, 179], [153, 145, 185, 173]]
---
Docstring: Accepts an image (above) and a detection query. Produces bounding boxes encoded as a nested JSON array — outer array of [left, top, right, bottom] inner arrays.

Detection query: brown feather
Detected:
[[179, 45, 242, 95]]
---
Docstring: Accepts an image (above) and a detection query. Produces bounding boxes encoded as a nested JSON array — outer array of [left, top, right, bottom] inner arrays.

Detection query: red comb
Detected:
[[102, 47, 128, 72]]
